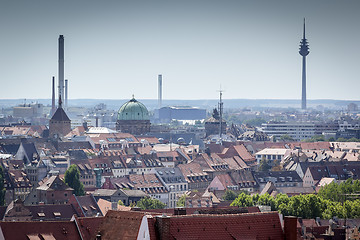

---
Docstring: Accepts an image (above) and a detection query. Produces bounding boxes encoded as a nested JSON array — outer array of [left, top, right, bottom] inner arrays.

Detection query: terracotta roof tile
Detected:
[[0, 221, 81, 240], [164, 211, 284, 240]]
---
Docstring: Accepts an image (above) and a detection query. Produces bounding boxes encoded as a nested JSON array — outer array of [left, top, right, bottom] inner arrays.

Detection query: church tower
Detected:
[[49, 96, 71, 139], [299, 18, 310, 110]]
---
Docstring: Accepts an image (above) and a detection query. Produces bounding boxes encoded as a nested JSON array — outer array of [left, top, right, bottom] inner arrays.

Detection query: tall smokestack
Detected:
[[58, 35, 65, 105], [158, 74, 162, 109], [51, 76, 56, 116], [65, 79, 68, 111]]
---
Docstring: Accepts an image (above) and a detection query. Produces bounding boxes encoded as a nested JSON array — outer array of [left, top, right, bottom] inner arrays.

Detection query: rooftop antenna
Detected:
[[217, 86, 224, 144]]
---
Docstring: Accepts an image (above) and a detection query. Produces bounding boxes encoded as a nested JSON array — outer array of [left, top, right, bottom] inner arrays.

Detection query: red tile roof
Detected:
[[73, 216, 104, 240], [158, 211, 284, 240], [0, 221, 81, 240], [289, 142, 331, 151], [96, 210, 145, 240]]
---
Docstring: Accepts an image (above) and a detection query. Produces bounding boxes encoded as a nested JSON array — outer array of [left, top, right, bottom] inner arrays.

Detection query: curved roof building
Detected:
[[116, 97, 151, 135], [117, 97, 150, 121]]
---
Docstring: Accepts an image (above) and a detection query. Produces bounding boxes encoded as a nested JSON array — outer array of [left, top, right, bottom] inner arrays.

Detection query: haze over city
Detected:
[[1, 0, 360, 100]]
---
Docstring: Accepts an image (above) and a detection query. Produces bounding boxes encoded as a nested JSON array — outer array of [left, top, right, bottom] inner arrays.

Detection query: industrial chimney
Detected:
[[58, 35, 65, 106], [158, 74, 162, 109], [65, 79, 68, 111], [51, 76, 56, 116]]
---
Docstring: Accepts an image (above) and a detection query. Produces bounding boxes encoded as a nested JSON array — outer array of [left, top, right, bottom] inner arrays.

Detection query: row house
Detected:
[[153, 148, 190, 167], [85, 131, 141, 149], [111, 174, 170, 207], [93, 187, 147, 209], [2, 159, 32, 205], [71, 160, 96, 189], [24, 159, 48, 186], [178, 162, 211, 190], [98, 149, 163, 177], [253, 171, 303, 192], [303, 164, 360, 187], [230, 169, 258, 192], [155, 167, 188, 208], [88, 157, 113, 186], [207, 169, 258, 194]]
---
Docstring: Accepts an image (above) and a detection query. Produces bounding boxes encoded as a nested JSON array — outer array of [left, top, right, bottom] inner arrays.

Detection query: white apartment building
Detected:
[[255, 148, 289, 165], [261, 122, 338, 141]]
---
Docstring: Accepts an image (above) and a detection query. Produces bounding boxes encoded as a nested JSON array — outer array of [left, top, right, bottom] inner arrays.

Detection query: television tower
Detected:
[[299, 18, 310, 110]]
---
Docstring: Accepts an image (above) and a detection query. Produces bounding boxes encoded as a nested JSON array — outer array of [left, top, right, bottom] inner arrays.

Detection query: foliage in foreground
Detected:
[[231, 179, 360, 219]]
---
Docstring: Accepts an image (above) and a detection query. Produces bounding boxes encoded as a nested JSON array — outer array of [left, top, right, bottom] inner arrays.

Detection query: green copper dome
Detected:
[[117, 97, 150, 121]]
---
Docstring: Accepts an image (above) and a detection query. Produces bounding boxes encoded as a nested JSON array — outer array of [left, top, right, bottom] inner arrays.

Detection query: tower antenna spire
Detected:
[[303, 18, 306, 39], [217, 86, 225, 143]]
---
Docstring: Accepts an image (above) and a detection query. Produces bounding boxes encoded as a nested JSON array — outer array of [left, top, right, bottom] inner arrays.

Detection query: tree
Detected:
[[306, 135, 325, 142], [279, 134, 294, 142], [256, 193, 276, 210], [230, 192, 254, 207], [336, 137, 347, 142], [347, 137, 360, 142], [243, 118, 266, 127], [258, 158, 271, 172], [0, 166, 5, 206], [64, 164, 85, 196], [118, 200, 124, 206], [271, 159, 282, 171], [136, 197, 166, 210], [177, 194, 186, 207], [223, 189, 238, 201]]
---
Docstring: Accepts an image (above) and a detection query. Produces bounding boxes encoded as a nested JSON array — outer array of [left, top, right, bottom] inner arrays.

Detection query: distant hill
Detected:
[[0, 98, 359, 110]]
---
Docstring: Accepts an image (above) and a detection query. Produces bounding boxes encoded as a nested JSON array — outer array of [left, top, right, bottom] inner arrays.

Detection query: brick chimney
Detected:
[[284, 216, 297, 240], [156, 214, 171, 240]]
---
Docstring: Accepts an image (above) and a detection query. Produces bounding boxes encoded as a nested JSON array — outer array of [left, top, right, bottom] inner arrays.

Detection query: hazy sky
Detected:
[[1, 0, 359, 100]]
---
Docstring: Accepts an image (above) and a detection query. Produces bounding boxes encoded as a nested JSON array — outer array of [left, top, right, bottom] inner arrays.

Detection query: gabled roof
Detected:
[[14, 141, 39, 164], [73, 216, 104, 240], [69, 194, 102, 217], [178, 162, 209, 182], [96, 210, 145, 240], [51, 107, 70, 121], [230, 169, 256, 186], [207, 174, 236, 191], [224, 144, 256, 163], [37, 175, 73, 191]]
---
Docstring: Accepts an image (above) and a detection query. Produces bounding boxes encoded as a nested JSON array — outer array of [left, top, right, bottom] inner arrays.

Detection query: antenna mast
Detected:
[[217, 87, 224, 143]]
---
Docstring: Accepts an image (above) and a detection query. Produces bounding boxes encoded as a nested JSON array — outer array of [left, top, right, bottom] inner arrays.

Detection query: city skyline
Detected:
[[1, 0, 360, 100]]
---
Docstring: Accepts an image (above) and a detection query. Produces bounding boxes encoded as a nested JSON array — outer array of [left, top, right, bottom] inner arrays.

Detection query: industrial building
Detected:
[[154, 106, 206, 123]]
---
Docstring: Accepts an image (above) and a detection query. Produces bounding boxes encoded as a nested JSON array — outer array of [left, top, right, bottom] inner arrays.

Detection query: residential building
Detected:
[[36, 176, 73, 204], [156, 167, 188, 208]]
